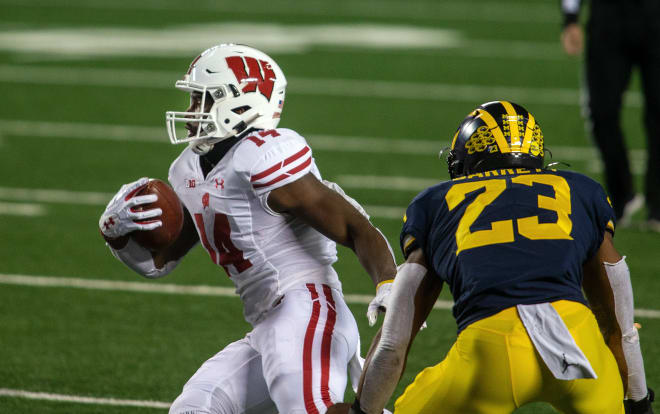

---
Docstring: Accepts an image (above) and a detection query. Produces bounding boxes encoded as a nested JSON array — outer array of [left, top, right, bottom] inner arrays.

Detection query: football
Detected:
[[131, 179, 184, 251]]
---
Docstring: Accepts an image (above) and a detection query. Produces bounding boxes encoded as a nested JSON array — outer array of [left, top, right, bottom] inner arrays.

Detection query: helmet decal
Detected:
[[475, 108, 512, 154], [225, 56, 276, 101], [447, 101, 545, 178], [465, 126, 496, 154]]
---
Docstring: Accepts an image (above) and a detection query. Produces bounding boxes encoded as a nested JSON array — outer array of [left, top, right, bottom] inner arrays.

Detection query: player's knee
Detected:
[[169, 386, 235, 414]]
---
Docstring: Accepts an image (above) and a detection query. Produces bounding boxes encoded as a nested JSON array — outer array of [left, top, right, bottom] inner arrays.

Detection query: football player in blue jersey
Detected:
[[340, 101, 654, 414]]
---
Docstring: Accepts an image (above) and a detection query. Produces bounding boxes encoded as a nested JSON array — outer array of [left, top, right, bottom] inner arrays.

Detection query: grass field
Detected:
[[1, 0, 658, 413]]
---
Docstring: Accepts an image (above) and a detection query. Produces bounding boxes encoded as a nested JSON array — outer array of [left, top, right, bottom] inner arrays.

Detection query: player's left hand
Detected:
[[625, 388, 655, 414], [367, 279, 393, 326]]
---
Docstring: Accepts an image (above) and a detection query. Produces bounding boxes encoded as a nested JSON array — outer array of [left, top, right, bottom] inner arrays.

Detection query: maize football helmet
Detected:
[[447, 101, 544, 179], [166, 44, 287, 153]]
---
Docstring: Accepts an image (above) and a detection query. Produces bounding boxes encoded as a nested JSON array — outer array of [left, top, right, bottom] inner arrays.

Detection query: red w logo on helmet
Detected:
[[225, 56, 276, 101]]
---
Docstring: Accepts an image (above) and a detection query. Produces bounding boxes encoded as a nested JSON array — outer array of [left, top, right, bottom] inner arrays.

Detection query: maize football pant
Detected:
[[394, 301, 624, 414]]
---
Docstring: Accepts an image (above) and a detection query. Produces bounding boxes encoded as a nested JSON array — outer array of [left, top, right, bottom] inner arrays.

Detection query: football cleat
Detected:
[[447, 101, 544, 179]]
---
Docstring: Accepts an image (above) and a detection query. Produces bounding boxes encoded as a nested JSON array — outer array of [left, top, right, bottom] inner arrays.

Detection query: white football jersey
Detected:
[[168, 128, 341, 325]]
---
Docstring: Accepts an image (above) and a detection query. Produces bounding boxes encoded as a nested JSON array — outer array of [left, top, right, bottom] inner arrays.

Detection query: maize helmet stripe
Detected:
[[477, 109, 511, 153], [521, 112, 536, 154], [500, 101, 522, 150], [451, 130, 460, 150]]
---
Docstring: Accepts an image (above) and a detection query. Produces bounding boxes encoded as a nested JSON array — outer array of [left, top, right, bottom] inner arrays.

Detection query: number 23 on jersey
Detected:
[[445, 174, 573, 255]]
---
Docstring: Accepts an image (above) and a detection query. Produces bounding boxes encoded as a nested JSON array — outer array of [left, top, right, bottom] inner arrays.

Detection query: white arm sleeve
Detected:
[[108, 238, 180, 279], [359, 263, 427, 414], [604, 256, 648, 401]]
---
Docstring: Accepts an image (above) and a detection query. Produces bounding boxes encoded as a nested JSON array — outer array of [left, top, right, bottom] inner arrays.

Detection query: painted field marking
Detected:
[[0, 119, 647, 176], [1, 273, 659, 318], [0, 273, 453, 311], [0, 0, 559, 23], [0, 65, 643, 107], [0, 201, 46, 217], [0, 186, 403, 219], [0, 388, 170, 409]]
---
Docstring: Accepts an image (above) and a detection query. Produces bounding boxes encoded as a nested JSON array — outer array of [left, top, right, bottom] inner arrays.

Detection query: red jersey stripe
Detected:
[[320, 284, 337, 407], [303, 284, 321, 414], [250, 146, 310, 182], [252, 156, 312, 189]]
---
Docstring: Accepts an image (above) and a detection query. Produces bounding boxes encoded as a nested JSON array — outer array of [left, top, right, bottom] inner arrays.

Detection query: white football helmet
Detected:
[[166, 44, 287, 153]]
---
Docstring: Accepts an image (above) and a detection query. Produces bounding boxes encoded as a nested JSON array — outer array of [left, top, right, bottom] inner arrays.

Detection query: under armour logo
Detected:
[[215, 178, 224, 189], [103, 217, 115, 230]]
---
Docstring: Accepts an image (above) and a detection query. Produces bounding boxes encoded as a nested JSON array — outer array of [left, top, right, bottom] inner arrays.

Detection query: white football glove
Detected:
[[99, 177, 162, 240], [367, 279, 393, 327]]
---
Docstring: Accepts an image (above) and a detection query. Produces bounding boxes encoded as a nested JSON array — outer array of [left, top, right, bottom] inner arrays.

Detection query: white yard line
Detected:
[[0, 119, 647, 164], [0, 0, 558, 23], [1, 273, 658, 318], [0, 201, 46, 217], [0, 388, 170, 409], [0, 186, 403, 219], [0, 65, 643, 107], [0, 273, 453, 311]]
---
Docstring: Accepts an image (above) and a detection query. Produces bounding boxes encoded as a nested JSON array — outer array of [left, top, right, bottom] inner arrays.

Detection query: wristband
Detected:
[[376, 279, 394, 289]]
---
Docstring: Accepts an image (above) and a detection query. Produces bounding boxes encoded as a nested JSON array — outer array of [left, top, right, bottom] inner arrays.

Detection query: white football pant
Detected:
[[169, 283, 359, 414]]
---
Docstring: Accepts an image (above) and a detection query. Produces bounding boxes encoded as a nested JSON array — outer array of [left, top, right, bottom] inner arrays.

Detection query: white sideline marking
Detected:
[[0, 187, 112, 205], [0, 65, 643, 107], [0, 273, 453, 311], [0, 388, 170, 409], [0, 201, 46, 216], [1, 273, 659, 319], [0, 0, 558, 23], [0, 119, 648, 173], [0, 23, 462, 56], [0, 186, 403, 219]]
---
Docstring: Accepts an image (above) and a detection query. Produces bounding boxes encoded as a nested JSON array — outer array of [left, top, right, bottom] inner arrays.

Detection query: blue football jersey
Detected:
[[400, 168, 615, 333]]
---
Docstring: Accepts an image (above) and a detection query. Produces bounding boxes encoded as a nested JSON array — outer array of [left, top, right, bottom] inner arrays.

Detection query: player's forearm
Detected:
[[358, 343, 406, 413], [604, 258, 649, 400], [356, 263, 428, 412], [351, 223, 397, 286]]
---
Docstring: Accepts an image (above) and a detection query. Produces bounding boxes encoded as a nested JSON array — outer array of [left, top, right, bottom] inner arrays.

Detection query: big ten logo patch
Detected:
[[225, 56, 276, 100]]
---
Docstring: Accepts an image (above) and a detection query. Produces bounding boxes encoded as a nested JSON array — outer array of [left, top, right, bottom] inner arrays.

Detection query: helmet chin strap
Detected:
[[191, 115, 263, 155]]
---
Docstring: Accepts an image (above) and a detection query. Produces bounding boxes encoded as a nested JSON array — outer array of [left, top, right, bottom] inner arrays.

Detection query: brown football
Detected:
[[131, 179, 184, 251]]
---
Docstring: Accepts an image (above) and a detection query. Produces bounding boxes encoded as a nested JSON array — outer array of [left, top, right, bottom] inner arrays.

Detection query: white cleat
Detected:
[[619, 194, 644, 228]]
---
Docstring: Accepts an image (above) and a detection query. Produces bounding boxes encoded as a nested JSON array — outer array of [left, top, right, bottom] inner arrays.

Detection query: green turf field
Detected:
[[1, 0, 658, 412]]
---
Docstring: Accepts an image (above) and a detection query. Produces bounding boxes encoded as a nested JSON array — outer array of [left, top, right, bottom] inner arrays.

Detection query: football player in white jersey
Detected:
[[99, 44, 397, 414]]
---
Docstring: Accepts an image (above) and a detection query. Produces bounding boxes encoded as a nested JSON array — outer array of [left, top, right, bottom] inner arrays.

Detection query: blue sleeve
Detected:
[[586, 180, 617, 258], [400, 194, 430, 259]]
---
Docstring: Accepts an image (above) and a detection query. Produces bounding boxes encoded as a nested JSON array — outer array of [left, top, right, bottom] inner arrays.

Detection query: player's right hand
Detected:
[[99, 177, 162, 240]]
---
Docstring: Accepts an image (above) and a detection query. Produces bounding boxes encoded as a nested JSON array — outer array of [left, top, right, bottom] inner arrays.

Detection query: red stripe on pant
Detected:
[[303, 284, 321, 414], [320, 284, 337, 408]]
